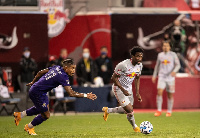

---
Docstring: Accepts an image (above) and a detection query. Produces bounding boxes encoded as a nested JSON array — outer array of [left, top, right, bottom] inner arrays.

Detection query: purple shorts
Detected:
[[29, 88, 49, 113]]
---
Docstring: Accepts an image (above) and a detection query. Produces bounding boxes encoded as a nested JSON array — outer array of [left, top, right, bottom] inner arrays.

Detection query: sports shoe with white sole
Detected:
[[134, 126, 141, 132], [24, 124, 37, 135]]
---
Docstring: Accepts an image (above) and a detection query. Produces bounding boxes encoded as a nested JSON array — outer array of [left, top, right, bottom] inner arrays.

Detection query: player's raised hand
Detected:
[[26, 81, 34, 86], [136, 93, 142, 102], [87, 92, 97, 100]]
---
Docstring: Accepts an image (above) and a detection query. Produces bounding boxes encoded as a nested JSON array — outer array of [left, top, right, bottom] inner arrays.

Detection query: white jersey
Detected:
[[114, 59, 143, 92], [153, 51, 180, 81]]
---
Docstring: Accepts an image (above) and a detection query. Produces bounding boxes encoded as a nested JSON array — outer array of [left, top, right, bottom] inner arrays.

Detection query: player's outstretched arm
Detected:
[[26, 69, 49, 86], [64, 86, 97, 100]]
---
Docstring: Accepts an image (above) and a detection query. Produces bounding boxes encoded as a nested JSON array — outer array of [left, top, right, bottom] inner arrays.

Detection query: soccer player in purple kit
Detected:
[[13, 59, 97, 135]]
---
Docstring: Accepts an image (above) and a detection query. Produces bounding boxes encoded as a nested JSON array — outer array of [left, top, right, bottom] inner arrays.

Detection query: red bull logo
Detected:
[[126, 72, 137, 78], [40, 0, 70, 37], [162, 59, 170, 65]]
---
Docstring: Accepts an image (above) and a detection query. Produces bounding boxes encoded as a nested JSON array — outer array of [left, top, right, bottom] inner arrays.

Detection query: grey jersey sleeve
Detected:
[[172, 53, 181, 73], [153, 54, 160, 78]]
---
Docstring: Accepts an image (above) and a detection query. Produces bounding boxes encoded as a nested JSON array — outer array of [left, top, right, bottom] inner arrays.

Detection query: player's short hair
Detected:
[[162, 40, 172, 47], [100, 46, 107, 50], [62, 58, 74, 67], [130, 46, 144, 56]]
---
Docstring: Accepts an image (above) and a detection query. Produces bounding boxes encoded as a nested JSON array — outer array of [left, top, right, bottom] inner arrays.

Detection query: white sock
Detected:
[[28, 123, 34, 128], [157, 95, 163, 112], [167, 98, 174, 113], [21, 111, 27, 118], [127, 114, 136, 129], [107, 106, 124, 113]]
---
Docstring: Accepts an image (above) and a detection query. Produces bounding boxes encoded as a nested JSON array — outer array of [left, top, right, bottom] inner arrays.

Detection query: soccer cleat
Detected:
[[102, 107, 109, 121], [166, 112, 172, 117], [24, 124, 37, 135], [13, 112, 21, 126], [133, 126, 141, 132], [154, 111, 162, 117]]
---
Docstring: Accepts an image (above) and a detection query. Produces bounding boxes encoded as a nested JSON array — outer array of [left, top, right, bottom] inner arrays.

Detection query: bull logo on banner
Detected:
[[40, 0, 70, 37], [0, 27, 18, 50]]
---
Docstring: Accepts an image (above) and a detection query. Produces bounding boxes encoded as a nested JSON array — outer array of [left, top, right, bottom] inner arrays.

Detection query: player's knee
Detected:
[[41, 112, 50, 119], [45, 113, 50, 119], [126, 111, 134, 117]]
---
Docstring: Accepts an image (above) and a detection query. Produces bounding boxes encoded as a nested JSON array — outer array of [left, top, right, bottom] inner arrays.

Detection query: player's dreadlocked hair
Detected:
[[130, 46, 144, 56], [62, 58, 74, 67]]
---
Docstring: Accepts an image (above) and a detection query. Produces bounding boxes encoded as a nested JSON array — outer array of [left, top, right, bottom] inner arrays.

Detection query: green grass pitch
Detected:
[[0, 112, 200, 138]]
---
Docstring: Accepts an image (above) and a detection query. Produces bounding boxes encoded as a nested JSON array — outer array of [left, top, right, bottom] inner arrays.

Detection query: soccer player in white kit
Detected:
[[102, 46, 143, 132], [152, 41, 180, 117]]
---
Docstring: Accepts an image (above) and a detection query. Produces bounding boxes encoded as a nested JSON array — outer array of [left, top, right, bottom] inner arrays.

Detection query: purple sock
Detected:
[[26, 106, 40, 116], [31, 114, 47, 126]]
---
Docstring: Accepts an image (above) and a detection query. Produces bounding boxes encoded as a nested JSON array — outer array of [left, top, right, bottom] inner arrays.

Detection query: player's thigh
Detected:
[[29, 92, 49, 113], [157, 78, 166, 90], [112, 85, 131, 107], [166, 80, 175, 93]]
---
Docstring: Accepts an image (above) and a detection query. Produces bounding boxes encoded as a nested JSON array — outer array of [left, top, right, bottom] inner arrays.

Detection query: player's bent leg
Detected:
[[24, 105, 50, 135], [107, 106, 125, 114], [102, 106, 125, 121], [14, 106, 41, 126], [24, 112, 49, 135], [123, 104, 140, 132]]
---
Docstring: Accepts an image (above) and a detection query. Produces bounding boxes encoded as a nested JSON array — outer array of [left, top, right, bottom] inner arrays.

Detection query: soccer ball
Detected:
[[140, 121, 153, 134]]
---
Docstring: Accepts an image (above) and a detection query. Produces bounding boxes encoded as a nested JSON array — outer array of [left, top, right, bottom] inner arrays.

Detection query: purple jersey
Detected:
[[30, 65, 70, 93]]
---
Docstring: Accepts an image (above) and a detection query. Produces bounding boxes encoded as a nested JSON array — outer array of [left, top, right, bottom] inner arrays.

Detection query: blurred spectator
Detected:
[[195, 55, 200, 72], [76, 48, 98, 86], [170, 20, 186, 55], [0, 67, 6, 86], [0, 67, 9, 98], [46, 55, 57, 68], [57, 48, 74, 85], [170, 20, 187, 73], [95, 46, 113, 84], [57, 49, 68, 66], [164, 33, 170, 41], [19, 47, 37, 93]]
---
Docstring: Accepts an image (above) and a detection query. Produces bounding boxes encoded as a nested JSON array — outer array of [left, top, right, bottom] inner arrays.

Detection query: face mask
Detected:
[[101, 52, 107, 56], [83, 53, 90, 58], [24, 52, 30, 58]]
